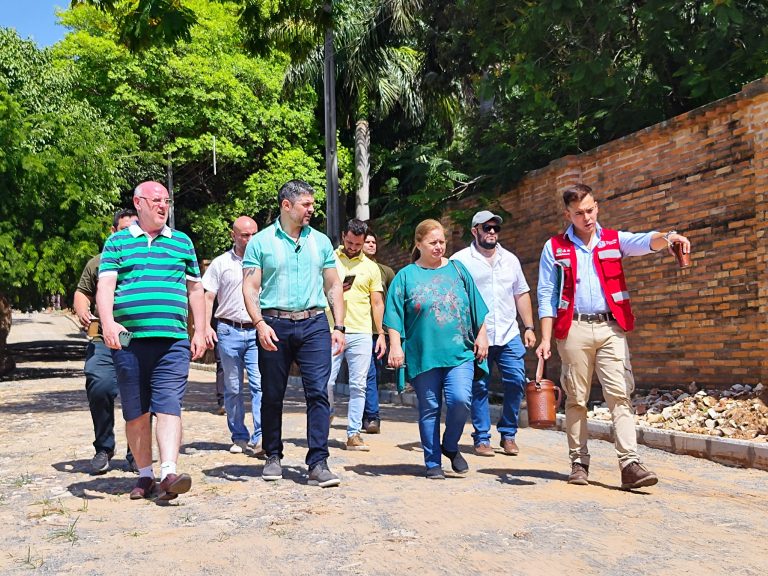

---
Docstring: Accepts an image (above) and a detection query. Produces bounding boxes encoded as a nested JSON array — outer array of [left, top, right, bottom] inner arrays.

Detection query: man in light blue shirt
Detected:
[[242, 179, 345, 488], [536, 183, 691, 490]]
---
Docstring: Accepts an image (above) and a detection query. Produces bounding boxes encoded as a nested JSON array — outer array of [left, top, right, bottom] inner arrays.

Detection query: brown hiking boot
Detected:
[[620, 462, 658, 490], [345, 433, 370, 451], [500, 438, 519, 455], [473, 443, 495, 457], [567, 463, 589, 485]]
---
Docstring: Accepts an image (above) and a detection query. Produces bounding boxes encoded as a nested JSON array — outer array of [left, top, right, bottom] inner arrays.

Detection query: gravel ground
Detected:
[[0, 312, 766, 575]]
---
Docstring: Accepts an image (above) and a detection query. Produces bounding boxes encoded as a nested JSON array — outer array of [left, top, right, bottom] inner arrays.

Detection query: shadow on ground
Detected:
[[0, 389, 85, 413], [344, 463, 427, 478], [8, 341, 86, 362], [202, 464, 307, 484]]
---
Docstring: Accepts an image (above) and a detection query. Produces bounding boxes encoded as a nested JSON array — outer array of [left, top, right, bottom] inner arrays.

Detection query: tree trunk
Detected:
[[355, 118, 371, 221], [0, 294, 15, 376]]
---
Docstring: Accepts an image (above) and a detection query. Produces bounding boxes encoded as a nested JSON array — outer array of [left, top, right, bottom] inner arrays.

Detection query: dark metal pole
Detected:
[[323, 22, 340, 245], [167, 153, 175, 229]]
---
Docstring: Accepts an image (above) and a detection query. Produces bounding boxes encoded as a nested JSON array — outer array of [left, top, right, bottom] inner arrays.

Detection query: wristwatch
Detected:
[[524, 326, 535, 333], [333, 325, 346, 333]]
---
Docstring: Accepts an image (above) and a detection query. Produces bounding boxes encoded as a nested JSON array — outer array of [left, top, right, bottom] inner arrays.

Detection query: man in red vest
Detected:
[[536, 184, 690, 490]]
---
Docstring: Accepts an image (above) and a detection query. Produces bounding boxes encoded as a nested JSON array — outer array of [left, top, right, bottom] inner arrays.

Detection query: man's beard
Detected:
[[477, 237, 497, 250]]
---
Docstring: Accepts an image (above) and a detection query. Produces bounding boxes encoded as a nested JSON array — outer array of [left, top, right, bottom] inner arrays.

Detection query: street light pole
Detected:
[[323, 9, 340, 246]]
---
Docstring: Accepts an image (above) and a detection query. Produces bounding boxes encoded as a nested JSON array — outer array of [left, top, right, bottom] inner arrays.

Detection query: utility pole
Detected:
[[323, 6, 340, 246], [167, 153, 175, 229]]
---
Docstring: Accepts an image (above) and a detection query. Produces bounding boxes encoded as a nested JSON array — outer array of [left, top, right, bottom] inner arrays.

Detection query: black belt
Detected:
[[262, 308, 325, 321], [574, 312, 615, 323], [218, 318, 255, 329]]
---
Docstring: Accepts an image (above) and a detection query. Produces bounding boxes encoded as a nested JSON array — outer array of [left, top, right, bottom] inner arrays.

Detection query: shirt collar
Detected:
[[335, 246, 365, 263], [229, 248, 243, 261], [470, 241, 504, 263], [273, 218, 310, 241], [129, 223, 172, 238], [564, 222, 603, 247]]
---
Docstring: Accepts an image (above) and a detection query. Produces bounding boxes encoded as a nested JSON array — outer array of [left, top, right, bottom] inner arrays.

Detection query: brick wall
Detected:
[[376, 78, 768, 391]]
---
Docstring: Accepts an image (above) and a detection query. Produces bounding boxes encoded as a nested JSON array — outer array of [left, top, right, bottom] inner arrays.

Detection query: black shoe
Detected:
[[90, 450, 113, 475], [426, 466, 445, 480], [440, 446, 469, 474]]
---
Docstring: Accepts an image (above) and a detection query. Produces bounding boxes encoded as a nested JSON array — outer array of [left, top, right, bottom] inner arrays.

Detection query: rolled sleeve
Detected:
[[619, 230, 656, 257], [537, 240, 558, 319]]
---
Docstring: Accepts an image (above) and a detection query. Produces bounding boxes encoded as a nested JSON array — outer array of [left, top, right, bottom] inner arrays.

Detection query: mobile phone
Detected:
[[343, 274, 356, 286], [118, 331, 133, 347]]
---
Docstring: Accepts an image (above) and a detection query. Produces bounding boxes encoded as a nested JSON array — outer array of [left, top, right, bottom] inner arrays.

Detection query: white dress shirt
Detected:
[[451, 242, 530, 346]]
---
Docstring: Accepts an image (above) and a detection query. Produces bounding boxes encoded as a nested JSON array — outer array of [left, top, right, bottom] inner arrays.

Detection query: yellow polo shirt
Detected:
[[334, 248, 384, 334]]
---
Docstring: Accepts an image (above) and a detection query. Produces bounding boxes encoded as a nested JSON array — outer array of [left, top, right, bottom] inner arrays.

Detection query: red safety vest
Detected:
[[549, 228, 635, 339]]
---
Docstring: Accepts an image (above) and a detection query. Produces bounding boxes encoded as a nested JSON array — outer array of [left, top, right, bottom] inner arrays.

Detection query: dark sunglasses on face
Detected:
[[480, 223, 500, 233]]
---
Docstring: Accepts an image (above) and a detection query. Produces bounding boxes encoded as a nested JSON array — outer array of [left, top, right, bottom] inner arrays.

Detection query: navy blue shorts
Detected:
[[112, 338, 190, 421]]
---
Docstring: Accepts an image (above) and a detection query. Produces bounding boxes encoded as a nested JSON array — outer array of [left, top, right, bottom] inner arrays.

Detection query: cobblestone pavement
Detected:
[[0, 312, 766, 575]]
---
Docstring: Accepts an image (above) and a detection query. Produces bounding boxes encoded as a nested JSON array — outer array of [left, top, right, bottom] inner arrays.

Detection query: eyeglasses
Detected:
[[480, 223, 500, 233], [138, 196, 173, 207]]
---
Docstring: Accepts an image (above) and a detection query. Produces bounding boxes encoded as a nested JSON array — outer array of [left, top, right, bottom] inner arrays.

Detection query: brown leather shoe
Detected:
[[129, 477, 156, 500], [157, 473, 192, 501], [473, 443, 495, 457], [620, 462, 658, 490], [500, 438, 519, 455], [567, 463, 589, 485], [365, 419, 381, 434]]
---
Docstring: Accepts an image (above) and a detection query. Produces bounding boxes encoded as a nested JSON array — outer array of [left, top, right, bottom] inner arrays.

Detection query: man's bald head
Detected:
[[231, 216, 258, 256]]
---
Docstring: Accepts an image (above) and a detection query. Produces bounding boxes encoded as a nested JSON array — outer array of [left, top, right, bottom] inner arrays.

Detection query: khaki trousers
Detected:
[[556, 319, 638, 468]]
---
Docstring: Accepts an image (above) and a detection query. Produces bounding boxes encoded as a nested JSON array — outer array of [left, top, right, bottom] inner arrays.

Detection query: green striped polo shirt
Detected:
[[98, 224, 201, 338], [242, 219, 336, 310]]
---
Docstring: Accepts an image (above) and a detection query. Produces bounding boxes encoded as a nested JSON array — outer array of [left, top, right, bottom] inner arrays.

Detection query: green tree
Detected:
[[0, 29, 134, 311], [60, 0, 333, 258]]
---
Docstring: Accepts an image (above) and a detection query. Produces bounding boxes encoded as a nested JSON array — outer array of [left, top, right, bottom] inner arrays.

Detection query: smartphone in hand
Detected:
[[343, 274, 356, 289], [118, 331, 133, 347]]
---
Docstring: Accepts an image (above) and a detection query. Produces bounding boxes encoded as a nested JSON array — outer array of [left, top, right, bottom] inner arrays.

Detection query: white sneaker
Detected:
[[230, 440, 248, 454]]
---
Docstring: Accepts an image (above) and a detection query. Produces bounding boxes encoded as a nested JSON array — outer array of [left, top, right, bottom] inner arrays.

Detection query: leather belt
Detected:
[[262, 308, 325, 321], [574, 312, 615, 323], [218, 318, 256, 329]]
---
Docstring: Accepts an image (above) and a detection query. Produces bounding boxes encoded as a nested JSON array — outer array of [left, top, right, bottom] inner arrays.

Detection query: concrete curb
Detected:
[[554, 414, 768, 471], [189, 366, 767, 472]]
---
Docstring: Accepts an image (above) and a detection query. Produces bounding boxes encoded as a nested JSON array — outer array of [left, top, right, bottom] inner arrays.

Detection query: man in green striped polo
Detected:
[[97, 181, 208, 502]]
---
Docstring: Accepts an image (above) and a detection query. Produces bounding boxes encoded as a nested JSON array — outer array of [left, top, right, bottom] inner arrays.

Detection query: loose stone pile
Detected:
[[587, 382, 768, 442]]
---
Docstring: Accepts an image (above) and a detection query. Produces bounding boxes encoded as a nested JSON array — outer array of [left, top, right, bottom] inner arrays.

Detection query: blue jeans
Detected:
[[83, 341, 119, 454], [217, 323, 262, 444], [471, 336, 527, 446], [327, 333, 371, 436], [363, 336, 381, 422], [257, 314, 331, 467], [411, 361, 473, 470]]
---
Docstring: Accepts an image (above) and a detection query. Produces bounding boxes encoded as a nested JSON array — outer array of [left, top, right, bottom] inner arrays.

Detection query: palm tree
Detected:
[[283, 0, 424, 220]]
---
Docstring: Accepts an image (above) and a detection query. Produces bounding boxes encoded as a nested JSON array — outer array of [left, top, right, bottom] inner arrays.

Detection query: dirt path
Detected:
[[1, 312, 766, 575]]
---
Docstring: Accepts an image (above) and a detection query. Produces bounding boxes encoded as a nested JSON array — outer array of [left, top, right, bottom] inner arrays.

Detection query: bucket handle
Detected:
[[534, 357, 563, 409]]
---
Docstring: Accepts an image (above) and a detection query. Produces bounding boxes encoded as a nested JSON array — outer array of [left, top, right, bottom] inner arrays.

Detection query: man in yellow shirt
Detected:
[[327, 219, 385, 450]]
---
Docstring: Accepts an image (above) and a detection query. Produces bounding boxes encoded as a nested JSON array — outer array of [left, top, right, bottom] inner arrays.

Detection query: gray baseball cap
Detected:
[[471, 210, 503, 227]]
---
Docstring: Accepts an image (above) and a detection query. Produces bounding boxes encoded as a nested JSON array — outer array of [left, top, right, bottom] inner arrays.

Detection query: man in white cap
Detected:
[[451, 210, 536, 456]]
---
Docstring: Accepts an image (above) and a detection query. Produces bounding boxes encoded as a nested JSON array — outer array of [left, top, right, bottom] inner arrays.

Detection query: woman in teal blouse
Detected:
[[384, 219, 489, 479]]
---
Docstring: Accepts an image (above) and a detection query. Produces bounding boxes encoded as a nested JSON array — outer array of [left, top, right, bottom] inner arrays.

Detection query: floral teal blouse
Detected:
[[384, 260, 488, 381]]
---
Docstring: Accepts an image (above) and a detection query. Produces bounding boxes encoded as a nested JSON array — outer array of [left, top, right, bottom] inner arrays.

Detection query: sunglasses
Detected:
[[480, 223, 501, 233]]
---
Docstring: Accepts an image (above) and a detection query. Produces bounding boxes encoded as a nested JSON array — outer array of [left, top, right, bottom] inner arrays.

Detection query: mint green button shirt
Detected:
[[242, 219, 336, 311]]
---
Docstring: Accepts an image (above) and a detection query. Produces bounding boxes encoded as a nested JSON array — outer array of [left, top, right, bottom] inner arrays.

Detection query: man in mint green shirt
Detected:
[[243, 179, 345, 488]]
